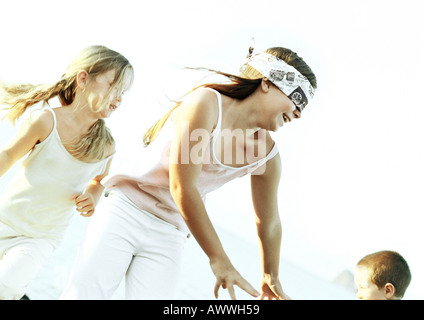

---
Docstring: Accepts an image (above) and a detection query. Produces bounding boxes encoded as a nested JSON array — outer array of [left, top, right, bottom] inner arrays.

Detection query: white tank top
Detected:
[[0, 107, 111, 241]]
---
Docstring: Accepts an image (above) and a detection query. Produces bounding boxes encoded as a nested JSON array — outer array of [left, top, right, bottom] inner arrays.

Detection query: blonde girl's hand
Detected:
[[72, 193, 96, 217], [210, 257, 260, 300], [259, 274, 291, 300]]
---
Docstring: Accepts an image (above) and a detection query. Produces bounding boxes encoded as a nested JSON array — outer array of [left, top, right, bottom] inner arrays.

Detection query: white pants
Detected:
[[60, 190, 189, 300], [0, 221, 57, 300]]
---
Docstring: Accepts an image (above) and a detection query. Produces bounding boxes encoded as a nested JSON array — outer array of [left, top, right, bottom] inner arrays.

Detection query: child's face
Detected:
[[354, 266, 387, 300], [85, 69, 131, 118]]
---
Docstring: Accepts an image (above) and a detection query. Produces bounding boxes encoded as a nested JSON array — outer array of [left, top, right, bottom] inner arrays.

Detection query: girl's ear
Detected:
[[76, 70, 89, 90], [260, 77, 271, 93], [384, 283, 396, 299]]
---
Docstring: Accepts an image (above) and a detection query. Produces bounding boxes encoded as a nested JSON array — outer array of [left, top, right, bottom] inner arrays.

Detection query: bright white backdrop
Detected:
[[1, 0, 423, 299]]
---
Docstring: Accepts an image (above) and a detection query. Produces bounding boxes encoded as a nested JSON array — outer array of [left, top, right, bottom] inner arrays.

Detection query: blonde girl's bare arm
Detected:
[[0, 110, 53, 179], [251, 150, 290, 300], [74, 143, 115, 217], [169, 89, 259, 299]]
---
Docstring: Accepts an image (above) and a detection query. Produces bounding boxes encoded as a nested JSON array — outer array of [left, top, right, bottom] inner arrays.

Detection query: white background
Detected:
[[1, 0, 423, 299]]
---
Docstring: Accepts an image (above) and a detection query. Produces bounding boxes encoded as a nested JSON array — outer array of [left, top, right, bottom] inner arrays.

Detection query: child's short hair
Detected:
[[357, 250, 411, 298]]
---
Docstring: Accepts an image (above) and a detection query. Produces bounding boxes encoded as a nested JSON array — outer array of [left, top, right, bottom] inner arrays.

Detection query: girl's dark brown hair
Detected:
[[142, 47, 317, 146]]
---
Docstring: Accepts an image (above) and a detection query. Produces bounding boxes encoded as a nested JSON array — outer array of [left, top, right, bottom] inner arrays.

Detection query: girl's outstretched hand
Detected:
[[259, 274, 291, 300], [210, 256, 260, 300]]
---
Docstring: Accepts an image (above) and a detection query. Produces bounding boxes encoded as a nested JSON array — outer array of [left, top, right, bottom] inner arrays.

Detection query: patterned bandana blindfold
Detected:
[[241, 52, 315, 112]]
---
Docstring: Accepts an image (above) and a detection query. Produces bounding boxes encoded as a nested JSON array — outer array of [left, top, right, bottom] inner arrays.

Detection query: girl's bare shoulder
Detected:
[[26, 109, 55, 142], [174, 88, 220, 130]]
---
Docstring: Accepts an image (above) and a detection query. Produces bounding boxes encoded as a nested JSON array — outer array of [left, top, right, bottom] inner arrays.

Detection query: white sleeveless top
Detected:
[[0, 107, 111, 241], [104, 88, 279, 232]]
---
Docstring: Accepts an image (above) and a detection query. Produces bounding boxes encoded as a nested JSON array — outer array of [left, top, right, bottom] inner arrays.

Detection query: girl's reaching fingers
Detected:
[[214, 280, 221, 299], [236, 278, 260, 298], [228, 284, 236, 300]]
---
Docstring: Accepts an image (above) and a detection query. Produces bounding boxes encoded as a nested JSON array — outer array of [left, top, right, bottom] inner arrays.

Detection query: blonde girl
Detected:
[[61, 46, 316, 300], [0, 45, 133, 299]]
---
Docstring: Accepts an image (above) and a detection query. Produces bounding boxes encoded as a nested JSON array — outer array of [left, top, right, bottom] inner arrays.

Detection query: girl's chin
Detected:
[[94, 108, 113, 119], [101, 112, 112, 119], [272, 122, 283, 132]]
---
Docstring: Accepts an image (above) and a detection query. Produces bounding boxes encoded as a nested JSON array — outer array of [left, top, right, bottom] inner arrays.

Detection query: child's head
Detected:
[[60, 45, 134, 114], [354, 250, 411, 300], [1, 45, 134, 123]]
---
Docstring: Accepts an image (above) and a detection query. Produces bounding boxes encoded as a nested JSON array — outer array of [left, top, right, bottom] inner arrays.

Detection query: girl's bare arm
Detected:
[[169, 89, 259, 299], [0, 111, 53, 178], [251, 151, 290, 299]]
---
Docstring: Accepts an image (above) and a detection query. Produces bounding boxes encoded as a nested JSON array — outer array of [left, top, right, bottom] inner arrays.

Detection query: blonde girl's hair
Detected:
[[0, 45, 134, 162], [142, 46, 316, 146]]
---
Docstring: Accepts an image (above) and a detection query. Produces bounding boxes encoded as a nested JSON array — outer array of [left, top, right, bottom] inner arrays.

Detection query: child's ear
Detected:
[[76, 70, 89, 90], [384, 283, 396, 299]]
